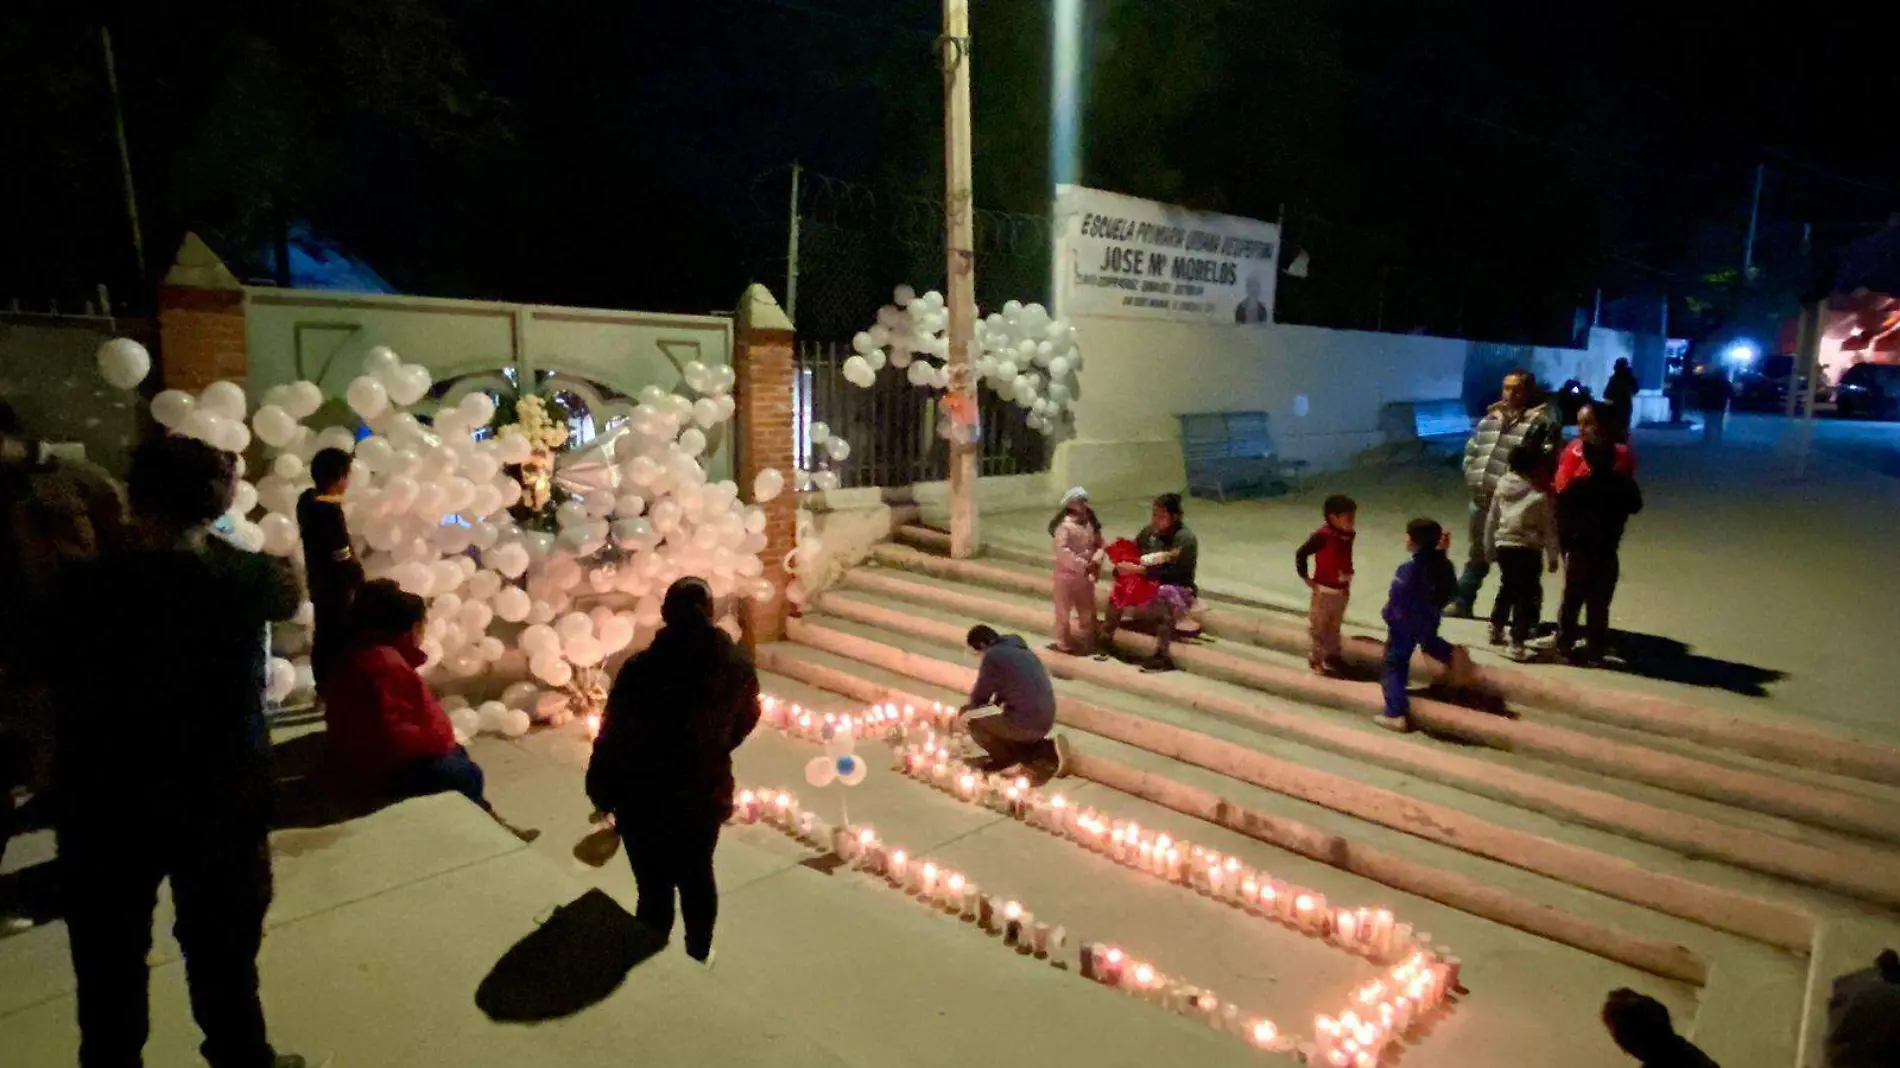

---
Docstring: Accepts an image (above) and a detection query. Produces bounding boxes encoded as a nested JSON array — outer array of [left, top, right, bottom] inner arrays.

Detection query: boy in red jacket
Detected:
[[1294, 494, 1356, 676], [322, 579, 537, 840]]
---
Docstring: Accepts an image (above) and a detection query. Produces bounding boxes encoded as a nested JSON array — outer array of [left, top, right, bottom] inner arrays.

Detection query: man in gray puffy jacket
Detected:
[[1450, 369, 1561, 617]]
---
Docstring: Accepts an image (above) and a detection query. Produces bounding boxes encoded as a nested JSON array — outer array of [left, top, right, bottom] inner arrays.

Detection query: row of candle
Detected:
[[748, 693, 1467, 1064], [734, 783, 1299, 1056], [893, 730, 1432, 965]]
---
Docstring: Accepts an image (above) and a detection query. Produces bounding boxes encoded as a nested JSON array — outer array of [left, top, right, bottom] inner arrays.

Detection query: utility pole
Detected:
[[941, 0, 979, 559], [101, 26, 146, 278], [1743, 161, 1765, 280], [785, 162, 802, 324]]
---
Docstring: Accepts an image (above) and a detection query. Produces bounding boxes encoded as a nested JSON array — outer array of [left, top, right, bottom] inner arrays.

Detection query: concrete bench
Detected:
[[1177, 411, 1309, 502]]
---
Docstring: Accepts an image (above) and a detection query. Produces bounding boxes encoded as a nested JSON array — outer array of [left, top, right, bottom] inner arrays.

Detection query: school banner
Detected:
[[1054, 185, 1281, 325]]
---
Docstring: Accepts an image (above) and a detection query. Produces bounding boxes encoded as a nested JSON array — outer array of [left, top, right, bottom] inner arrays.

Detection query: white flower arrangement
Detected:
[[499, 394, 569, 450]]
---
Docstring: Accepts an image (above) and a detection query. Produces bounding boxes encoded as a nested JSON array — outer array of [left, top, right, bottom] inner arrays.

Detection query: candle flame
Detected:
[[858, 828, 875, 845], [1252, 1021, 1278, 1045], [1296, 894, 1315, 912], [1134, 962, 1154, 985], [947, 873, 964, 891], [1004, 900, 1022, 920], [891, 849, 907, 864]]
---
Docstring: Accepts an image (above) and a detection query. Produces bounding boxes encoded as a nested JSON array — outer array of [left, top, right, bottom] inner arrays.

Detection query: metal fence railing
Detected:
[[793, 340, 1047, 489]]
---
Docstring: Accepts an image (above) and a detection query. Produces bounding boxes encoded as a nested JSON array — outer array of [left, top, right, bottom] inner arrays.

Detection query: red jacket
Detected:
[[321, 639, 458, 796], [1554, 439, 1636, 493], [1295, 524, 1355, 589], [1104, 538, 1160, 610]]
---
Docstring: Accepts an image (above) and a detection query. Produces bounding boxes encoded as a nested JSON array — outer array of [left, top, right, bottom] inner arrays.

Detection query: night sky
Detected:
[[2, 0, 1893, 345]]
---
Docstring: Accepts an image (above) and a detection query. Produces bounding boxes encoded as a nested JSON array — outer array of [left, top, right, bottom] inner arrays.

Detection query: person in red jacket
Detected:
[[1555, 405, 1636, 493], [1294, 494, 1356, 676], [322, 579, 537, 840]]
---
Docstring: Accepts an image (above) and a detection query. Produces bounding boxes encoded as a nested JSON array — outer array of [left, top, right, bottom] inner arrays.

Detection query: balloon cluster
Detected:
[[844, 284, 1082, 437], [123, 343, 785, 721], [797, 420, 850, 493]]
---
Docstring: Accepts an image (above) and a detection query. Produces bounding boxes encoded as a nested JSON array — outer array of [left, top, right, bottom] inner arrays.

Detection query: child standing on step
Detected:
[[1294, 494, 1356, 676], [1048, 487, 1103, 655], [1377, 518, 1469, 732], [1483, 443, 1560, 662]]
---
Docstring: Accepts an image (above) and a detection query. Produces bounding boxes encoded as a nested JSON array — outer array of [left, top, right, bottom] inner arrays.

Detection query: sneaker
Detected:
[[1526, 633, 1563, 653], [1373, 713, 1412, 733], [1444, 601, 1474, 620], [688, 947, 717, 968], [1139, 654, 1177, 674], [1052, 734, 1074, 778], [1505, 643, 1533, 663]]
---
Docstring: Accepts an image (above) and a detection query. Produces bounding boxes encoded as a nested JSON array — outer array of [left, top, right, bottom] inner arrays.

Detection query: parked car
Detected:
[[1731, 354, 1827, 412], [1835, 362, 1900, 420]]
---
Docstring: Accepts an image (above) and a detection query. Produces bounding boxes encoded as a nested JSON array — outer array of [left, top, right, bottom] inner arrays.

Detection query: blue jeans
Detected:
[[1382, 621, 1454, 718], [390, 746, 491, 812]]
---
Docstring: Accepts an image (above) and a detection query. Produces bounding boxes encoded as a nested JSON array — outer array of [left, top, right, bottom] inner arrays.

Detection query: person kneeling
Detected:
[[959, 625, 1072, 781], [322, 579, 537, 841]]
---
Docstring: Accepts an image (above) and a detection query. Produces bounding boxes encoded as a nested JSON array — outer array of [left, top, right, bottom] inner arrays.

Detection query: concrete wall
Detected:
[[242, 288, 736, 479], [1052, 317, 1616, 500], [0, 315, 148, 474]]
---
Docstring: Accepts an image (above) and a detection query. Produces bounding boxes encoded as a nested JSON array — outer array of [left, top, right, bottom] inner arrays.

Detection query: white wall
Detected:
[[1050, 315, 1614, 501], [1053, 318, 1468, 498], [242, 288, 735, 478]]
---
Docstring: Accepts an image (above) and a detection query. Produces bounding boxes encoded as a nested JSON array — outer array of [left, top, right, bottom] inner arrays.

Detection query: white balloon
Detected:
[[563, 633, 604, 667], [494, 432, 533, 465], [492, 585, 532, 622], [258, 513, 299, 556], [200, 381, 248, 421], [227, 519, 266, 553], [692, 397, 720, 428], [265, 657, 297, 702], [459, 600, 494, 635], [555, 499, 590, 530], [556, 611, 593, 643], [582, 488, 616, 518], [805, 755, 837, 788], [96, 337, 151, 390], [751, 467, 785, 503], [458, 391, 497, 427], [838, 755, 868, 786], [449, 705, 481, 738], [679, 427, 707, 458], [501, 708, 531, 738], [346, 376, 390, 419], [389, 365, 433, 407], [229, 479, 259, 518], [213, 418, 252, 454], [284, 381, 324, 420], [362, 346, 401, 379], [251, 405, 299, 449], [808, 421, 830, 446], [825, 436, 851, 462], [708, 364, 736, 395], [519, 622, 561, 657], [151, 390, 196, 429], [529, 652, 572, 687], [893, 284, 916, 307]]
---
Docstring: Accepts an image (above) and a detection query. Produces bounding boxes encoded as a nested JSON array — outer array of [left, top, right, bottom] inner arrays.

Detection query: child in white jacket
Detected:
[[1483, 443, 1560, 660], [1048, 487, 1103, 654]]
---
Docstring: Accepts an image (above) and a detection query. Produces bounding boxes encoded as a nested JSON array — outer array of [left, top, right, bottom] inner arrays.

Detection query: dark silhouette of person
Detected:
[[586, 578, 759, 963], [52, 435, 314, 1068], [297, 447, 362, 689]]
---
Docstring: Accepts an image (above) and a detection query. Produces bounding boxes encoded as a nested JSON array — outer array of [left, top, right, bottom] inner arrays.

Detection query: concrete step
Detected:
[[758, 639, 1820, 1068], [808, 588, 1900, 914], [781, 610, 1831, 948], [871, 540, 1900, 788], [840, 563, 1900, 849]]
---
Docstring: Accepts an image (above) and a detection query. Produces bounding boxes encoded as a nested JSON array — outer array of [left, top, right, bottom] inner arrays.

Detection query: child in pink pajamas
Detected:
[[1048, 487, 1103, 655]]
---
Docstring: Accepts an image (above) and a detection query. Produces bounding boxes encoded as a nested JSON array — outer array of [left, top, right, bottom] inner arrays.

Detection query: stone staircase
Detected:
[[757, 525, 1900, 1068]]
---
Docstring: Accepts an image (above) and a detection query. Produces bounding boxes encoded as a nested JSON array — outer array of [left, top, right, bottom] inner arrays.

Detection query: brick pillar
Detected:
[[157, 232, 247, 391], [733, 284, 797, 649]]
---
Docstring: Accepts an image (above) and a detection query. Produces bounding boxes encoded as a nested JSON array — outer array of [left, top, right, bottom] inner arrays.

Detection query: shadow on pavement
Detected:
[[476, 889, 666, 1022], [268, 730, 395, 831], [1605, 632, 1787, 698]]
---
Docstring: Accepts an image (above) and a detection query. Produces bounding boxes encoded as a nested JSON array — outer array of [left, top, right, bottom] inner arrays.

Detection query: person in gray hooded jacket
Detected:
[[1452, 369, 1561, 616]]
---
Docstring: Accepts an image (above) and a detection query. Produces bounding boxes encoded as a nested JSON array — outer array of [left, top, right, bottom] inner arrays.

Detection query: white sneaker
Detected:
[[1052, 734, 1074, 778], [1373, 713, 1412, 733]]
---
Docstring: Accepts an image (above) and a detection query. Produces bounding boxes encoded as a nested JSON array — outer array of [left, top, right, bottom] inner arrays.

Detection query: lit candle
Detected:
[[1101, 947, 1125, 987], [1250, 1020, 1280, 1050], [1164, 847, 1185, 883], [1132, 962, 1158, 1001], [1391, 995, 1415, 1033], [772, 792, 793, 826], [957, 771, 978, 801], [1271, 880, 1294, 921], [1110, 826, 1129, 863], [1220, 1002, 1240, 1034], [945, 872, 967, 912], [921, 862, 940, 899], [888, 848, 909, 885], [1295, 892, 1317, 930], [1195, 991, 1221, 1028], [958, 880, 981, 920], [1206, 862, 1227, 899], [1002, 901, 1025, 946], [1240, 876, 1260, 914], [1315, 1015, 1341, 1060], [1310, 893, 1331, 933], [856, 828, 878, 866], [1335, 908, 1358, 946], [1393, 922, 1415, 954], [735, 789, 758, 823]]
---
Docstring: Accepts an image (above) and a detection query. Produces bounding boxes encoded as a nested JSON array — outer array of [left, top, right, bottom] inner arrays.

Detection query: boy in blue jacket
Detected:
[[1379, 518, 1468, 731]]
